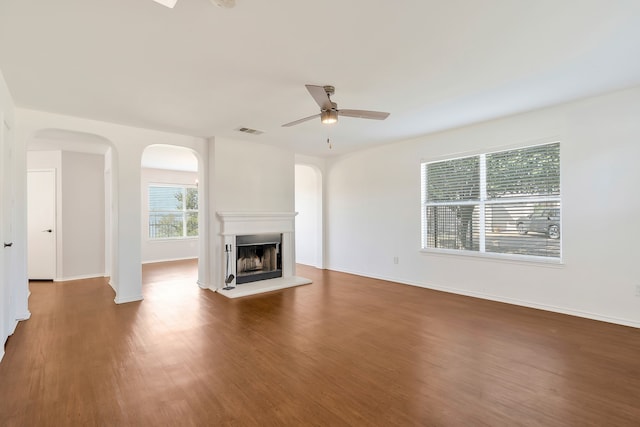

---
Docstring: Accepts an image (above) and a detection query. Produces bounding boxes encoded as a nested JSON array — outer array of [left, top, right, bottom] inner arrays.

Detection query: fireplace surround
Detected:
[[216, 212, 312, 298]]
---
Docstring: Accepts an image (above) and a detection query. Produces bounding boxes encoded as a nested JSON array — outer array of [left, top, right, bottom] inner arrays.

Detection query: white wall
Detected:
[[0, 70, 29, 364], [0, 69, 17, 361], [210, 137, 295, 288], [326, 86, 640, 328], [141, 168, 198, 263], [26, 150, 61, 170], [104, 148, 113, 278], [295, 164, 320, 267], [213, 137, 294, 212], [61, 152, 105, 279]]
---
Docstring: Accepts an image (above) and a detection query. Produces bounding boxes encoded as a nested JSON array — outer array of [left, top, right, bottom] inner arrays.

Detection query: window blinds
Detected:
[[422, 142, 560, 259]]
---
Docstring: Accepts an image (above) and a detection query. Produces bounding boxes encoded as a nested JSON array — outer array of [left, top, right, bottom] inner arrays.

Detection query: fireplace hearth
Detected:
[[236, 233, 282, 284]]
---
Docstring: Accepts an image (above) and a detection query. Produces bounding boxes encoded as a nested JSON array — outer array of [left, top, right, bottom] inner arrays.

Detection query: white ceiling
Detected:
[[2, 0, 640, 157]]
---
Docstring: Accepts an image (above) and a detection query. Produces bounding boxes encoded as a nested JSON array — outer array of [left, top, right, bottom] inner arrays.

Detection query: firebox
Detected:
[[236, 233, 283, 284]]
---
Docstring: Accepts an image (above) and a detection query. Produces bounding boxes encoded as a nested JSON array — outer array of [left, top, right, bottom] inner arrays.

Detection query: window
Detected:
[[421, 142, 560, 259], [148, 185, 198, 239]]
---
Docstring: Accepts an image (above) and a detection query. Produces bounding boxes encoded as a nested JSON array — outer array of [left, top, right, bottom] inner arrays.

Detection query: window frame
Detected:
[[147, 183, 199, 240], [420, 141, 562, 263]]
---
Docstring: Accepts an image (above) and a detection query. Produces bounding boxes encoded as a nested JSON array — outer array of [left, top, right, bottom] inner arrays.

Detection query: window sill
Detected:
[[148, 237, 199, 243], [419, 248, 564, 268]]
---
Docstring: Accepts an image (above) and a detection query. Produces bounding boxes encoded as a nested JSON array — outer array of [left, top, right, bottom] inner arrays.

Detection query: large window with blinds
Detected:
[[148, 185, 198, 239], [421, 142, 560, 259]]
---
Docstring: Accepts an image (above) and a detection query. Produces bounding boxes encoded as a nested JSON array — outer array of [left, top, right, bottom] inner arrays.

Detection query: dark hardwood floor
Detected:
[[1, 260, 639, 426]]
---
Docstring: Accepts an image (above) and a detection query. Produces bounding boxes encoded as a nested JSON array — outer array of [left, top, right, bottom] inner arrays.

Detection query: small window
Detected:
[[421, 142, 560, 260], [148, 185, 198, 239]]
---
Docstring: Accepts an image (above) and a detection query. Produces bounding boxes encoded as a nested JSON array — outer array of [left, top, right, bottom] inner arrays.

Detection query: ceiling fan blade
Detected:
[[338, 109, 390, 120], [210, 0, 236, 7], [282, 114, 321, 127], [153, 0, 178, 8], [305, 85, 332, 110]]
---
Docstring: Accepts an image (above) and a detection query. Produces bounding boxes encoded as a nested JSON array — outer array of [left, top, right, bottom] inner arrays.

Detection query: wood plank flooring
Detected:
[[1, 260, 640, 426]]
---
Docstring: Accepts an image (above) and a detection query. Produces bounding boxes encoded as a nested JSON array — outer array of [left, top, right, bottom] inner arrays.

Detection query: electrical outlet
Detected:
[[393, 256, 399, 265]]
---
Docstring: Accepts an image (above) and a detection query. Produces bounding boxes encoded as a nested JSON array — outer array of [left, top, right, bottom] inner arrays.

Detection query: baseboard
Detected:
[[7, 319, 18, 336], [329, 267, 640, 329], [197, 280, 210, 290], [16, 311, 31, 321], [142, 257, 198, 265], [54, 273, 105, 282], [114, 294, 144, 304], [296, 262, 322, 269]]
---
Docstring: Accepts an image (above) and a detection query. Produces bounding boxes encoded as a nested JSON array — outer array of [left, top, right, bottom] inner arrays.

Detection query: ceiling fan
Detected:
[[282, 85, 390, 127], [152, 0, 235, 8]]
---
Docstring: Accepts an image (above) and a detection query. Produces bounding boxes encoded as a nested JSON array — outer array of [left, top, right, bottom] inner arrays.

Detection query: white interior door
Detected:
[[28, 170, 56, 280]]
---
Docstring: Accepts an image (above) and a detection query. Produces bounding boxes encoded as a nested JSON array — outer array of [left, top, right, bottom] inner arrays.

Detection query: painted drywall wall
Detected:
[[209, 137, 296, 287], [141, 168, 198, 263], [295, 164, 320, 267], [213, 137, 294, 212], [0, 69, 17, 361], [0, 70, 28, 363], [326, 86, 640, 327], [295, 154, 327, 269], [104, 148, 113, 278], [61, 151, 105, 279]]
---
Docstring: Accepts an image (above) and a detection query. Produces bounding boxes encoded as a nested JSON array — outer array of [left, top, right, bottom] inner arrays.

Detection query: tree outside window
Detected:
[[422, 142, 560, 259], [149, 185, 198, 239]]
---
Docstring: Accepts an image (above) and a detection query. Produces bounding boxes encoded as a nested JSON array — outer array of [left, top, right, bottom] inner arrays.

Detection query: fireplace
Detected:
[[216, 211, 311, 298], [236, 233, 282, 284]]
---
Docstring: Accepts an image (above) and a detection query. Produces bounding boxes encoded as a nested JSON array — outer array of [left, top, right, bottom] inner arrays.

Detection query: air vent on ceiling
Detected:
[[236, 127, 264, 136]]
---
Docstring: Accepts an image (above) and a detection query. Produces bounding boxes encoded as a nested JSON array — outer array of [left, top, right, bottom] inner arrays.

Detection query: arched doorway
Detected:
[[26, 129, 114, 283], [294, 164, 323, 268], [141, 144, 201, 287]]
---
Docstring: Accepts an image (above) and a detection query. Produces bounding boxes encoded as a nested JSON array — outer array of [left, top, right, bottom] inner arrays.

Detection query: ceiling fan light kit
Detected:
[[321, 109, 338, 124], [283, 84, 389, 127]]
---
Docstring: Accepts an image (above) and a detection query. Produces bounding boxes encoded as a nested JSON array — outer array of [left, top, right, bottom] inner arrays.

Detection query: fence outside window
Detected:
[[421, 142, 560, 260], [148, 185, 198, 239]]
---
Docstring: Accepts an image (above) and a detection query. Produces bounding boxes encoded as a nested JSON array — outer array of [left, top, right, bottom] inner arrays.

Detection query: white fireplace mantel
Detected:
[[215, 211, 311, 298], [217, 211, 297, 236]]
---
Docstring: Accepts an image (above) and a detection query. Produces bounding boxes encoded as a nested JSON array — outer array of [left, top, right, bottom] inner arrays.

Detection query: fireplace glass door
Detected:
[[236, 233, 283, 284]]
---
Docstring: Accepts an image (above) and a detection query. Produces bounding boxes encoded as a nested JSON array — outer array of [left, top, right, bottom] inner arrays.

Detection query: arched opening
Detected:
[[141, 145, 201, 288], [294, 164, 323, 268], [27, 129, 114, 283]]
